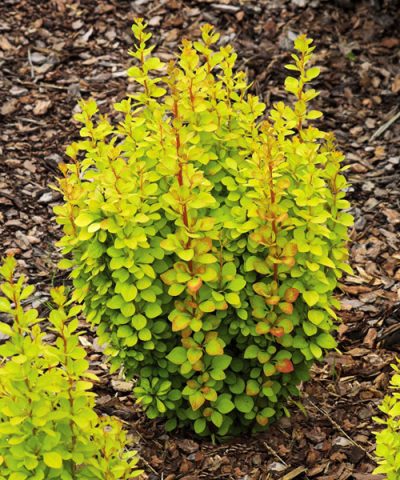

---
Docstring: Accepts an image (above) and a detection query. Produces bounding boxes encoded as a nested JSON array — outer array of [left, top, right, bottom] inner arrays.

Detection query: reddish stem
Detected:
[[173, 98, 192, 272], [268, 153, 278, 286]]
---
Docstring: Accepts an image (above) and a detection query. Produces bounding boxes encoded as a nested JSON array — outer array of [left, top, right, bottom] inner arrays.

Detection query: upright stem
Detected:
[[267, 144, 279, 288], [296, 52, 306, 140], [172, 97, 192, 271], [60, 322, 77, 479]]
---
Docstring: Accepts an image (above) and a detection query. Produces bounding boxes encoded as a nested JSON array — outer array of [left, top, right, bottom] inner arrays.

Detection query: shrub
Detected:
[[0, 255, 142, 479], [55, 20, 352, 436], [374, 360, 400, 478]]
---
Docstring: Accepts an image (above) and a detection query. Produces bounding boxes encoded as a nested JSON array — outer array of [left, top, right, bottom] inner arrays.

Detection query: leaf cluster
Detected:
[[0, 256, 142, 479], [55, 21, 353, 436], [374, 361, 400, 479]]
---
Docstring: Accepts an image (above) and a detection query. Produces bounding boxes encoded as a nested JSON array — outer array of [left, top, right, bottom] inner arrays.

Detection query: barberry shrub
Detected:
[[0, 256, 142, 479], [55, 20, 353, 436], [374, 361, 400, 479]]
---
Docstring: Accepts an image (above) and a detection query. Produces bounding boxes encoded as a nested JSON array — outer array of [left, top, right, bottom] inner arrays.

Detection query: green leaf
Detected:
[[194, 417, 206, 434], [167, 347, 187, 365], [316, 333, 337, 349], [43, 452, 63, 469], [187, 347, 202, 364], [308, 309, 324, 325], [205, 338, 223, 356], [230, 378, 245, 394], [303, 291, 319, 307], [117, 325, 132, 338], [216, 397, 235, 414], [0, 322, 12, 336], [284, 76, 299, 94], [118, 283, 137, 302], [189, 192, 215, 209], [177, 249, 194, 261], [292, 335, 308, 349], [211, 354, 232, 370], [228, 277, 246, 292], [199, 300, 215, 313], [310, 342, 323, 359], [132, 314, 147, 330], [211, 410, 223, 428], [168, 283, 186, 296], [106, 295, 124, 309], [260, 407, 275, 418], [9, 474, 27, 480], [222, 262, 237, 278], [165, 418, 177, 432], [140, 288, 156, 302], [338, 212, 354, 227], [307, 110, 323, 120], [234, 394, 254, 413], [244, 345, 259, 359], [138, 328, 152, 341], [0, 298, 11, 312], [144, 303, 162, 319], [263, 363, 276, 376], [319, 257, 335, 268], [74, 212, 97, 227], [303, 321, 318, 336], [225, 292, 240, 306], [306, 66, 320, 80], [197, 254, 217, 264], [210, 369, 226, 381]]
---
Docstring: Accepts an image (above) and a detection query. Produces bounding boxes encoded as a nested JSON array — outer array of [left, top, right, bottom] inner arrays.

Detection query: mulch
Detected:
[[1, 0, 400, 478]]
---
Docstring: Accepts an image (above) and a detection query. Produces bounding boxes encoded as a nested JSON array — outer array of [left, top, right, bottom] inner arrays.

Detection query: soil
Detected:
[[1, 0, 400, 479]]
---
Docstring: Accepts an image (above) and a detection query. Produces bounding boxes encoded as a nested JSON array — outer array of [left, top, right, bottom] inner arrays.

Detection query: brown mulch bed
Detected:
[[1, 0, 400, 478]]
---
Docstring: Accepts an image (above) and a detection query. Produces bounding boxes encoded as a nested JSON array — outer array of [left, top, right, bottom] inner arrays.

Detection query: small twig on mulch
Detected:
[[370, 110, 400, 141], [264, 441, 288, 466], [308, 399, 375, 461]]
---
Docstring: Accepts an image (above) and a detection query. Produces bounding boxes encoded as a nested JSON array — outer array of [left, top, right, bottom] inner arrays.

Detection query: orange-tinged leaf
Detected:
[[281, 256, 296, 267], [172, 315, 191, 332], [203, 407, 213, 417], [283, 243, 298, 257], [277, 318, 294, 334], [189, 391, 205, 411], [192, 360, 204, 371], [253, 282, 269, 297], [205, 331, 218, 341], [246, 380, 260, 396], [203, 387, 217, 401], [217, 301, 229, 311], [284, 287, 300, 303], [256, 414, 269, 426], [160, 269, 176, 285], [279, 302, 293, 315], [270, 327, 285, 338], [276, 359, 294, 373], [266, 296, 280, 306], [187, 277, 203, 295], [181, 327, 192, 338]]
